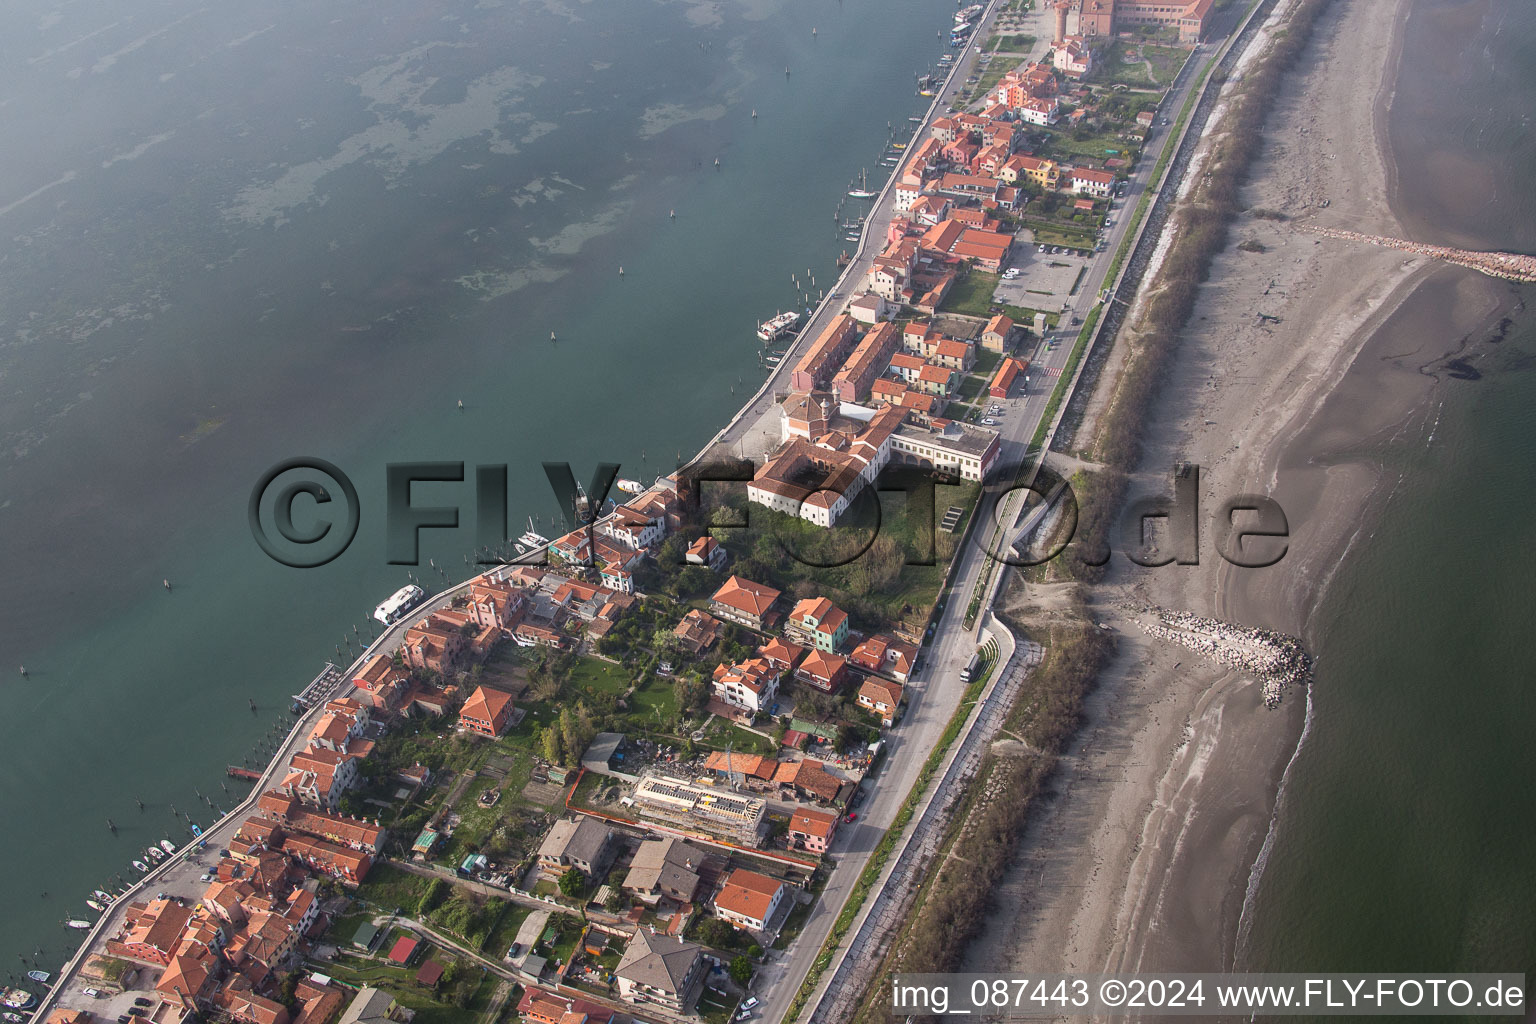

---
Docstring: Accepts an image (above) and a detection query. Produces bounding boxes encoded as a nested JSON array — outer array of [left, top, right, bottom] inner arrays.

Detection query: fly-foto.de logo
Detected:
[[247, 458, 1289, 571]]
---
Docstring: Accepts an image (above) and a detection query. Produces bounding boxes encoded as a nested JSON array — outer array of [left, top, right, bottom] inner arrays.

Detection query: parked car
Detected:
[[982, 418, 997, 425], [134, 999, 153, 1008], [742, 998, 760, 1011], [82, 990, 102, 999]]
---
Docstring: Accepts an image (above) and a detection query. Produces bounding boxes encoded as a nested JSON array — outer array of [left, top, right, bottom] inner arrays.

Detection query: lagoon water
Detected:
[[0, 0, 954, 969], [1240, 0, 1536, 992]]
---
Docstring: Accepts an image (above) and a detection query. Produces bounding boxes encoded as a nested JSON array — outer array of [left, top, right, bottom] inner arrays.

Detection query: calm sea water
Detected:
[[0, 0, 954, 971], [1241, 0, 1536, 997]]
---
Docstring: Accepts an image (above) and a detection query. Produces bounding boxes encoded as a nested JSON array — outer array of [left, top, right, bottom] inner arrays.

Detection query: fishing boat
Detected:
[[2, 990, 37, 1012], [756, 311, 801, 342], [847, 169, 876, 199], [615, 478, 645, 495], [132, 860, 148, 872], [160, 839, 177, 854], [86, 899, 105, 912], [65, 919, 91, 930], [23, 974, 47, 986], [93, 889, 113, 903]]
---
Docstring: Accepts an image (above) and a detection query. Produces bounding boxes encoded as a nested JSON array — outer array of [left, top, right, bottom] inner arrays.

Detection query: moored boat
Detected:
[[160, 839, 177, 854], [132, 860, 148, 872], [373, 584, 426, 626], [755, 311, 801, 342], [615, 478, 645, 494], [65, 919, 91, 930], [86, 899, 105, 912], [1, 992, 36, 1012], [517, 517, 551, 550], [24, 973, 48, 985]]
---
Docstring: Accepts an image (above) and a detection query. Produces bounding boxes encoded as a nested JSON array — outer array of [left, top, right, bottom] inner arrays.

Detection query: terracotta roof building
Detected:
[[794, 649, 850, 693], [709, 576, 782, 631], [712, 869, 789, 933], [787, 808, 838, 855], [459, 685, 516, 738]]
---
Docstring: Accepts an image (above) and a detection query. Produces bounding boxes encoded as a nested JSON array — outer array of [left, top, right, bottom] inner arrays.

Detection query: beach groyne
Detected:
[[1299, 225, 1536, 283]]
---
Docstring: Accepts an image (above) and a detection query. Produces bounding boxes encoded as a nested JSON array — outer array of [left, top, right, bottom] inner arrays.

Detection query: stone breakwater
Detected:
[[1300, 225, 1536, 284], [1130, 606, 1313, 708]]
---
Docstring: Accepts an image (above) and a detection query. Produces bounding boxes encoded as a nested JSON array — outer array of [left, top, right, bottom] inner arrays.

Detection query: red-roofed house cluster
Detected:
[[103, 808, 365, 1024]]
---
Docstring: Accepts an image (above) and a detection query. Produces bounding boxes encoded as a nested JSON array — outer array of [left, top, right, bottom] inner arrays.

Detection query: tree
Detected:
[[558, 867, 586, 900], [675, 675, 708, 711], [729, 956, 754, 986], [604, 888, 625, 913], [746, 943, 764, 959], [539, 725, 566, 766], [697, 918, 736, 949]]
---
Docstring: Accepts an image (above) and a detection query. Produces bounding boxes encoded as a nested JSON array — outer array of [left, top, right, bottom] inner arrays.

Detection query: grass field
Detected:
[[316, 948, 498, 1024], [938, 269, 1002, 317]]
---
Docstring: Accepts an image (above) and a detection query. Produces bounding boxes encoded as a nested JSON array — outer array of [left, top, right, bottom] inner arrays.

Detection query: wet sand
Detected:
[[962, 0, 1519, 1004]]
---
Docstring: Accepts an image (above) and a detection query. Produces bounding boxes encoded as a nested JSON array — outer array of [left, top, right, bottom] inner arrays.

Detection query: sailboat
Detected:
[[847, 169, 876, 199], [517, 517, 551, 550]]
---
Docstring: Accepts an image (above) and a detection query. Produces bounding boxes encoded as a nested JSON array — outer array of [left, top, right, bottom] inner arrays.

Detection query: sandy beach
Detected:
[[964, 0, 1519, 999]]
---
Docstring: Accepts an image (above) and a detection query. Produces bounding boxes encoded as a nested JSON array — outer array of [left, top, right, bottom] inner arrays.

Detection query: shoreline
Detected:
[[964, 0, 1492, 993]]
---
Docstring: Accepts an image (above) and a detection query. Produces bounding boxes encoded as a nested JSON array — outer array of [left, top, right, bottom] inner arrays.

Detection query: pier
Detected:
[[1301, 225, 1536, 283]]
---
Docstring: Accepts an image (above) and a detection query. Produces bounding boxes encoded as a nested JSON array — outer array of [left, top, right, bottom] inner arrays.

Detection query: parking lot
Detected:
[[992, 239, 1091, 310]]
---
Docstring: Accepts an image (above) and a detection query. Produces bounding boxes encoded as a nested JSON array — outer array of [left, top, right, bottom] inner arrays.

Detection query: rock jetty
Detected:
[[1132, 606, 1313, 708], [1300, 225, 1536, 284]]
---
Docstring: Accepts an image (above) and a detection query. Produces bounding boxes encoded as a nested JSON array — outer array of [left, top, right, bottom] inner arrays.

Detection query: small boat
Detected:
[[146, 847, 165, 861], [918, 89, 936, 97], [93, 889, 113, 903], [86, 899, 105, 912], [24, 973, 48, 985], [513, 542, 528, 555], [2, 989, 38, 1011], [132, 860, 148, 872], [892, 141, 907, 149], [908, 116, 923, 122], [5, 1012, 28, 1023], [160, 839, 177, 854], [66, 919, 91, 930], [765, 356, 781, 365], [616, 479, 645, 495]]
